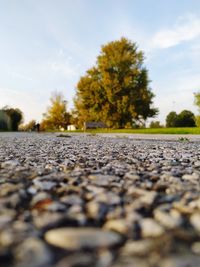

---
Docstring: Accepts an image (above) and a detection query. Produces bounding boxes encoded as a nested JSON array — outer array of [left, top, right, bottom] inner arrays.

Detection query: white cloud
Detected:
[[151, 14, 200, 49]]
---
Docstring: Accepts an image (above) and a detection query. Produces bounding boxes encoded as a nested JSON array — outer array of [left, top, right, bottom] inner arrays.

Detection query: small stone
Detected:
[[45, 227, 122, 250], [182, 172, 199, 181], [139, 191, 158, 206], [140, 218, 164, 238], [190, 213, 200, 232], [97, 249, 114, 267], [121, 239, 162, 256], [154, 209, 182, 229], [189, 198, 200, 209], [56, 134, 71, 138], [104, 219, 129, 235], [194, 161, 200, 167], [128, 187, 157, 206], [182, 174, 193, 180], [32, 212, 65, 229], [1, 160, 19, 168], [14, 237, 51, 267], [86, 202, 100, 219], [55, 253, 95, 267], [95, 192, 121, 205], [33, 180, 56, 190], [44, 201, 66, 212], [0, 230, 14, 247], [60, 194, 83, 206], [27, 186, 37, 195], [0, 209, 16, 228], [161, 255, 200, 267], [0, 183, 22, 197], [191, 242, 200, 255], [173, 202, 193, 215], [124, 172, 140, 181], [31, 192, 51, 207], [88, 174, 118, 186]]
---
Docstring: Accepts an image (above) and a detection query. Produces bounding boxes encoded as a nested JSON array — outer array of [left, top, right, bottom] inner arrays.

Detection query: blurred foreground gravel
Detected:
[[0, 132, 200, 267]]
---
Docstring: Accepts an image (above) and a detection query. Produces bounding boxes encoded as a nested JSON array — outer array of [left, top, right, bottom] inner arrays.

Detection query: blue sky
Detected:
[[1, 0, 200, 124]]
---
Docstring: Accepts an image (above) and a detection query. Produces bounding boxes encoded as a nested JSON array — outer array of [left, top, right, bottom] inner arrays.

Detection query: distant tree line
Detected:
[[166, 110, 196, 127]]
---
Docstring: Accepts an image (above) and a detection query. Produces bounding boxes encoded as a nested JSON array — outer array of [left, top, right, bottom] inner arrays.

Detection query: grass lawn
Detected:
[[68, 127, 200, 134]]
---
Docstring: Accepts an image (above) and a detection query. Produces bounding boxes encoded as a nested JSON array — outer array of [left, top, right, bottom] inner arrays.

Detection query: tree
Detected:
[[2, 106, 23, 131], [19, 120, 36, 131], [74, 37, 158, 128], [166, 110, 196, 127], [149, 120, 163, 128], [176, 110, 196, 127], [194, 92, 200, 127], [195, 116, 200, 127], [194, 92, 200, 112], [166, 111, 178, 127], [42, 92, 71, 130], [0, 110, 11, 131]]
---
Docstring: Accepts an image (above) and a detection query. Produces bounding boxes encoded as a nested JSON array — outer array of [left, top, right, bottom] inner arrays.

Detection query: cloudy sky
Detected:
[[1, 0, 200, 124]]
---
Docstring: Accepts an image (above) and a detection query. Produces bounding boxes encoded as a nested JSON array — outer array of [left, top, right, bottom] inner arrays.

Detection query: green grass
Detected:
[[67, 127, 200, 134]]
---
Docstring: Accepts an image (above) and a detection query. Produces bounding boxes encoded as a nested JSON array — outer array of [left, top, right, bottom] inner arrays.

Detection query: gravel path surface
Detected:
[[0, 132, 200, 267]]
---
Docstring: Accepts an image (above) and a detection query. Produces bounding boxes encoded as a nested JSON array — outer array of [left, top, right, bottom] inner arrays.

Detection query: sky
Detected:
[[1, 0, 200, 124]]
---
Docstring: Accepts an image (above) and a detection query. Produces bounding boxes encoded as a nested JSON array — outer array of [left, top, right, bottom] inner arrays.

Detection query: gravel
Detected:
[[0, 132, 200, 267]]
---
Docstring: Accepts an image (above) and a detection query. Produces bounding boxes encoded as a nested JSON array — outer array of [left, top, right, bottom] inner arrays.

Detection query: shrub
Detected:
[[149, 120, 163, 128]]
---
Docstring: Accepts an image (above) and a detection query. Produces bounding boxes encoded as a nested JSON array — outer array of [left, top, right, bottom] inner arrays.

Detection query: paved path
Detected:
[[98, 133, 200, 141], [0, 132, 200, 267]]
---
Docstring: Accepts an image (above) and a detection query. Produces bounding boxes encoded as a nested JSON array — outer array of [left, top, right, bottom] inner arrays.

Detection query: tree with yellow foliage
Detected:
[[74, 37, 158, 128], [42, 92, 71, 130]]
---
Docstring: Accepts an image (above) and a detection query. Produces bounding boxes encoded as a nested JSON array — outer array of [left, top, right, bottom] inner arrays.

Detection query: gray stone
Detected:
[[45, 227, 122, 250], [14, 237, 51, 267], [154, 209, 182, 229], [191, 242, 200, 255], [140, 218, 164, 238], [121, 238, 169, 256], [190, 213, 200, 232], [161, 255, 200, 267]]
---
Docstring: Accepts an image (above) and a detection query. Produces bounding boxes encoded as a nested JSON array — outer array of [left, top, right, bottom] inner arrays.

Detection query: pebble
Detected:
[[140, 218, 164, 238], [45, 227, 123, 250], [32, 211, 66, 229], [191, 242, 200, 255], [55, 253, 95, 267], [33, 180, 56, 191], [121, 238, 167, 256], [103, 219, 129, 234], [154, 209, 182, 229], [190, 213, 200, 232], [160, 255, 200, 267], [14, 237, 52, 267]]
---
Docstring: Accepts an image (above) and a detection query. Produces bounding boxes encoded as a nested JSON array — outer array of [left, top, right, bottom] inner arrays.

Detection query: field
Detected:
[[69, 127, 200, 134]]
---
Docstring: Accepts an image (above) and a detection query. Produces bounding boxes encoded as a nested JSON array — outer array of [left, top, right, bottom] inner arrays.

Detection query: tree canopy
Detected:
[[74, 37, 158, 128], [0, 110, 11, 131], [194, 92, 200, 113], [1, 107, 23, 131], [166, 111, 178, 127], [166, 110, 196, 127], [149, 120, 163, 128], [42, 92, 71, 130], [19, 120, 36, 132]]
